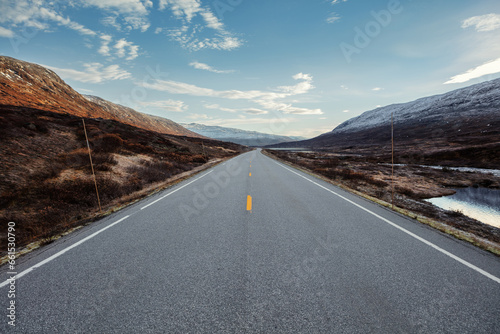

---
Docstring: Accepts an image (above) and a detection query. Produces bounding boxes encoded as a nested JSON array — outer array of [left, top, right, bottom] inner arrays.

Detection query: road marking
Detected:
[[247, 195, 252, 211], [273, 160, 500, 285], [249, 172, 252, 177], [0, 215, 130, 288], [140, 170, 214, 210]]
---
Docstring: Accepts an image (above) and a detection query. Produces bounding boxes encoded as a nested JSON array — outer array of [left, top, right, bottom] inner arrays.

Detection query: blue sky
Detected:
[[1, 0, 499, 138]]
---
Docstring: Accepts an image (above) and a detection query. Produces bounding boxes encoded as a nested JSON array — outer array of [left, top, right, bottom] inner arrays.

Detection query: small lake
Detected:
[[425, 187, 500, 228]]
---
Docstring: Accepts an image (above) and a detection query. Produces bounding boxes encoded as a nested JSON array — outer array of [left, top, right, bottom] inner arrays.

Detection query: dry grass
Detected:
[[0, 106, 248, 253]]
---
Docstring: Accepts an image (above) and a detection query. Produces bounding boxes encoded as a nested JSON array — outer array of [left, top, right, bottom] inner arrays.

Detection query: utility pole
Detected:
[[391, 112, 394, 211], [82, 119, 102, 212], [201, 140, 207, 159]]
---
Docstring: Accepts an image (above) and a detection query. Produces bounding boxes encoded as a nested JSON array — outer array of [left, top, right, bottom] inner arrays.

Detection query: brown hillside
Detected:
[[0, 56, 202, 138]]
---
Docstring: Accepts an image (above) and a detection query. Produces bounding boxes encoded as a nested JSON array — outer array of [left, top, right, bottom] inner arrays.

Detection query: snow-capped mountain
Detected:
[[332, 78, 500, 134], [267, 78, 500, 168], [181, 123, 305, 146]]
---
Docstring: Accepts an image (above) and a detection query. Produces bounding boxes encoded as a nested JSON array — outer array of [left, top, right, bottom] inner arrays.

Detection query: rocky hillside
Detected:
[[269, 78, 500, 168], [181, 123, 304, 146], [0, 56, 201, 138]]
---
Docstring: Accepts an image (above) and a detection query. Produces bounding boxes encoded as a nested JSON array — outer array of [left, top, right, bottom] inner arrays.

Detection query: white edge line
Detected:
[[1, 168, 217, 287], [140, 170, 214, 210], [0, 215, 130, 288], [273, 160, 500, 285]]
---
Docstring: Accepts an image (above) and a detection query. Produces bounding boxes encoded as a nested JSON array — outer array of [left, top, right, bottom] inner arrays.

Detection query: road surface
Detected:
[[1, 149, 500, 333]]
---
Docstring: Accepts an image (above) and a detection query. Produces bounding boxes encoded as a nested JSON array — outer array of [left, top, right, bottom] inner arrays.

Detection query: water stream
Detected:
[[425, 187, 500, 228]]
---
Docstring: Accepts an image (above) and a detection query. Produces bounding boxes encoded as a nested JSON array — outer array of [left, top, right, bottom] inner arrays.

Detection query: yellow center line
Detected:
[[249, 172, 252, 177], [247, 195, 252, 212]]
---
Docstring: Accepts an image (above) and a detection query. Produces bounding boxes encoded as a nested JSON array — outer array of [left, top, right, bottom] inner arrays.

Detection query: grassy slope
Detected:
[[0, 106, 247, 252]]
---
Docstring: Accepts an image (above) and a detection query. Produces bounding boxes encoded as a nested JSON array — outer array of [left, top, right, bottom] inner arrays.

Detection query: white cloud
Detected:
[[187, 113, 212, 120], [0, 1, 147, 61], [205, 104, 268, 114], [327, 13, 341, 24], [139, 100, 188, 112], [444, 57, 500, 84], [159, 0, 243, 51], [98, 34, 113, 57], [372, 87, 384, 91], [80, 0, 153, 31], [342, 109, 350, 113], [44, 63, 132, 83], [243, 108, 268, 115], [97, 35, 139, 60], [331, 0, 348, 4], [189, 61, 235, 73], [278, 73, 315, 95], [281, 106, 322, 115], [76, 87, 94, 94], [204, 104, 238, 113], [37, 7, 97, 36], [0, 26, 14, 37], [462, 14, 500, 32], [82, 0, 152, 14], [200, 116, 296, 127], [101, 16, 122, 31], [114, 38, 140, 60], [142, 73, 322, 115]]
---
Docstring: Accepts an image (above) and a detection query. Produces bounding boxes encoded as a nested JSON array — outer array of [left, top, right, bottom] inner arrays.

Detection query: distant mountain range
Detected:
[[268, 78, 500, 168], [0, 56, 201, 138], [181, 123, 305, 146]]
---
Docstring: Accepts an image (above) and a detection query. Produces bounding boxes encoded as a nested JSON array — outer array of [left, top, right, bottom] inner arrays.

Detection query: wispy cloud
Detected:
[[205, 104, 268, 115], [462, 13, 500, 32], [96, 35, 139, 60], [326, 13, 341, 24], [158, 0, 243, 51], [80, 0, 153, 31], [189, 61, 235, 73], [204, 104, 238, 113], [372, 87, 384, 91], [142, 73, 323, 115], [139, 99, 188, 112], [243, 108, 268, 115], [44, 63, 132, 83], [0, 1, 142, 61], [98, 34, 113, 57], [199, 116, 296, 127], [0, 26, 14, 37], [444, 57, 500, 84], [327, 0, 347, 23], [37, 7, 97, 36], [114, 38, 140, 60], [187, 113, 212, 120]]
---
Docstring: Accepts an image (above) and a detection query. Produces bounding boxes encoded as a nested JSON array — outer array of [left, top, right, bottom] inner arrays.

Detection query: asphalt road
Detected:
[[1, 149, 500, 333]]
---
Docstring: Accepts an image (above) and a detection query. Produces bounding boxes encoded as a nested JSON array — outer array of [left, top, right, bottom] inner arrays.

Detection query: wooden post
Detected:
[[82, 119, 102, 212], [391, 112, 394, 210]]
